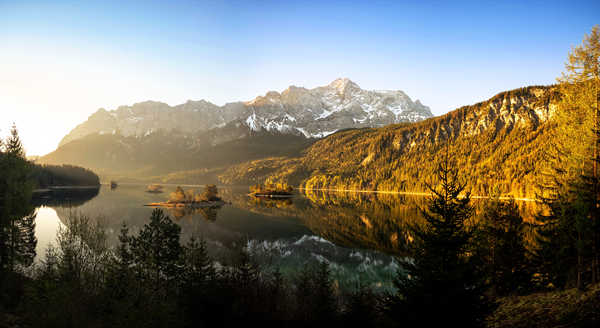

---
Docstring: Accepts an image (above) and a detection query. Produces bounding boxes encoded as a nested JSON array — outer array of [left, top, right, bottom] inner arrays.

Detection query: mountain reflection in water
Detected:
[[32, 184, 544, 291]]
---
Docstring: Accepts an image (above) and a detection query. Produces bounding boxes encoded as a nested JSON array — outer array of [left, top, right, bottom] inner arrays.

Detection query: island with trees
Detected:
[[146, 184, 227, 208], [249, 182, 294, 198], [146, 184, 164, 193]]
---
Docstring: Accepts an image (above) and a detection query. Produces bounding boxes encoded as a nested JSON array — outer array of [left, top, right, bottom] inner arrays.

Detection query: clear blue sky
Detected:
[[0, 0, 598, 155]]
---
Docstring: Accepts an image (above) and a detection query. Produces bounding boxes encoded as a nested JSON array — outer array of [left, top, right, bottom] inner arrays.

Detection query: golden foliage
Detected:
[[223, 86, 562, 199], [168, 185, 221, 203]]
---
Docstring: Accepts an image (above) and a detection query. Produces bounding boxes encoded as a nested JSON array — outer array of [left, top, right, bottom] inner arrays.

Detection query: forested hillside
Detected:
[[221, 86, 561, 198], [30, 164, 100, 188]]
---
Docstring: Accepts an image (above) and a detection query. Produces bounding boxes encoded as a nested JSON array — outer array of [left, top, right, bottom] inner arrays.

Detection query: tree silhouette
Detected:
[[386, 146, 493, 327], [0, 124, 36, 274], [474, 196, 530, 296], [129, 209, 183, 298]]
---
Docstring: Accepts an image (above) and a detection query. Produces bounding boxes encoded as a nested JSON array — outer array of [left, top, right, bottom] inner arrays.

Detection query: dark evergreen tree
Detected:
[[293, 262, 337, 324], [343, 284, 379, 327], [0, 124, 36, 274], [129, 209, 183, 298], [386, 149, 493, 327], [294, 265, 315, 322], [15, 212, 37, 268], [474, 197, 531, 295], [265, 267, 287, 321], [182, 236, 214, 285], [231, 247, 260, 320], [179, 236, 216, 324], [534, 184, 593, 289], [107, 223, 133, 300], [313, 261, 337, 323], [5, 124, 25, 158]]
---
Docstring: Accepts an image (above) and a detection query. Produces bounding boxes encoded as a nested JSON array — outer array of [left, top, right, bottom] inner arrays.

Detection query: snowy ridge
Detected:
[[239, 77, 433, 138], [59, 78, 433, 146]]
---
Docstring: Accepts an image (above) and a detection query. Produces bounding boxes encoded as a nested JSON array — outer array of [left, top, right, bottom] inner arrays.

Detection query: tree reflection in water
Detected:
[[169, 205, 222, 222]]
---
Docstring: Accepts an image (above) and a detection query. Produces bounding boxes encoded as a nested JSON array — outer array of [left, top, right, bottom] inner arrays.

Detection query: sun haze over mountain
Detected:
[[1, 1, 597, 155]]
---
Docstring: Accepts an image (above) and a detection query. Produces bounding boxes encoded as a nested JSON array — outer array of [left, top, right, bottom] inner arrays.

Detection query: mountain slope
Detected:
[[220, 85, 562, 198], [58, 78, 432, 147], [41, 127, 315, 181]]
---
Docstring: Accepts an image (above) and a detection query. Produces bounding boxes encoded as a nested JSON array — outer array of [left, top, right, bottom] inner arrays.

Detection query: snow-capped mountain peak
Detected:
[[328, 77, 360, 95], [59, 78, 433, 147]]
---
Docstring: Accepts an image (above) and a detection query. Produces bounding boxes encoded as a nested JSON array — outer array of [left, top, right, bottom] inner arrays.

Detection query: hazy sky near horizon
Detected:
[[1, 0, 598, 156]]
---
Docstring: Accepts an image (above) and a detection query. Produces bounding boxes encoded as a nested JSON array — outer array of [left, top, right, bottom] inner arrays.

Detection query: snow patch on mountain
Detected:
[[245, 112, 259, 131], [317, 109, 335, 119]]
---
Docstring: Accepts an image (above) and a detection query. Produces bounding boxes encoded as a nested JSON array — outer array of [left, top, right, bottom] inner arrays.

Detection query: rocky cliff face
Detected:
[[394, 85, 558, 146], [58, 78, 432, 147]]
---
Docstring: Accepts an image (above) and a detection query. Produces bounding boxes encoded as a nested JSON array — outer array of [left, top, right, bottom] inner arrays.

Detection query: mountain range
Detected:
[[41, 79, 562, 198], [58, 78, 433, 147], [41, 78, 433, 180]]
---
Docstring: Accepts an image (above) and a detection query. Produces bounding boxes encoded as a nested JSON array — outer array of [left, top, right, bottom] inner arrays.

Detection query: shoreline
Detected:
[[144, 200, 228, 208], [33, 185, 100, 193], [297, 187, 540, 202], [38, 183, 540, 202], [249, 193, 294, 198]]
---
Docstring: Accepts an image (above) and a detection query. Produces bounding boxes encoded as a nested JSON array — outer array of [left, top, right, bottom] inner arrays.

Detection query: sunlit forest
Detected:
[[222, 85, 562, 199]]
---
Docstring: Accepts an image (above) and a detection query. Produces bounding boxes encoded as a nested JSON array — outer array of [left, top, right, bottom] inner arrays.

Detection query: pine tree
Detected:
[[0, 124, 36, 273], [475, 197, 530, 295], [386, 147, 493, 327], [179, 235, 215, 323], [539, 25, 600, 288], [266, 267, 287, 320], [534, 192, 584, 288], [107, 223, 133, 299], [5, 124, 25, 158], [182, 236, 214, 287], [293, 262, 337, 323], [129, 209, 183, 298], [233, 248, 259, 312], [314, 262, 337, 323], [15, 212, 36, 268], [0, 133, 6, 272]]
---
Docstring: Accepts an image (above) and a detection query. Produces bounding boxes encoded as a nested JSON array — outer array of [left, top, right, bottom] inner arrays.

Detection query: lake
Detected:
[[32, 184, 542, 291]]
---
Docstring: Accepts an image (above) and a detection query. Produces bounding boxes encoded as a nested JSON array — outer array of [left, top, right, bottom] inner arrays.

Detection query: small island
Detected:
[[146, 184, 164, 193], [248, 182, 294, 198], [146, 184, 227, 207]]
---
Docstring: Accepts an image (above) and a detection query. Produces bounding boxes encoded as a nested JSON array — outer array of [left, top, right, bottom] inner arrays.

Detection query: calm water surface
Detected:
[[32, 184, 541, 291]]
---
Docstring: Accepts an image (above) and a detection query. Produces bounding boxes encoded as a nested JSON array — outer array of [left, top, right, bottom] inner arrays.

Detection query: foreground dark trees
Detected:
[[0, 124, 37, 275], [474, 197, 531, 296], [14, 209, 354, 327], [385, 152, 494, 328], [1, 125, 99, 277]]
